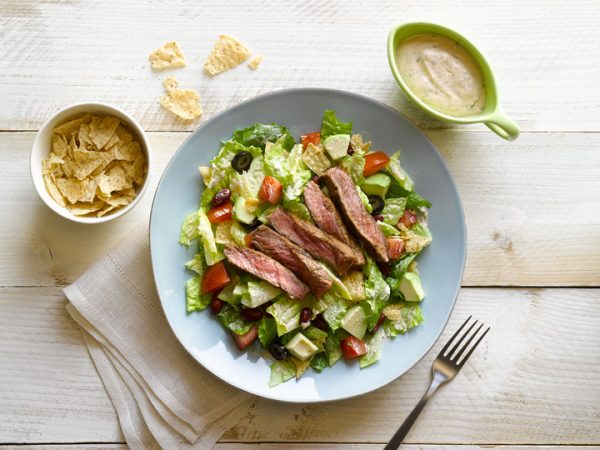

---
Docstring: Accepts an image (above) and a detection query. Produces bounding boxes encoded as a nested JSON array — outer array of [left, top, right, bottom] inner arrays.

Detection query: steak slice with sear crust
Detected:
[[249, 225, 332, 298], [303, 180, 366, 266], [322, 167, 389, 262], [224, 245, 309, 300], [268, 207, 358, 275]]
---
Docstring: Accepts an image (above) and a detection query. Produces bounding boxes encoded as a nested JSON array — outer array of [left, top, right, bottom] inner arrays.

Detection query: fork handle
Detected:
[[384, 372, 446, 449]]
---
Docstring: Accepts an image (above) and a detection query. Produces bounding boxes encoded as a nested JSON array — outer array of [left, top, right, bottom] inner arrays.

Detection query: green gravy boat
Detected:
[[387, 22, 519, 141]]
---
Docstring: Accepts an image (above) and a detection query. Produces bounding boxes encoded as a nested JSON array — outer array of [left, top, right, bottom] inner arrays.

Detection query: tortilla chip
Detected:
[[98, 188, 136, 207], [89, 116, 120, 149], [97, 204, 120, 217], [53, 113, 91, 136], [113, 141, 142, 162], [42, 152, 65, 179], [78, 123, 93, 149], [159, 76, 202, 120], [129, 153, 147, 185], [115, 124, 133, 143], [204, 34, 251, 76], [149, 41, 186, 70], [43, 174, 67, 207], [97, 163, 131, 195], [163, 75, 179, 92], [102, 132, 120, 151], [248, 55, 263, 70], [52, 134, 70, 157], [68, 199, 107, 216], [55, 178, 91, 204], [72, 147, 112, 180]]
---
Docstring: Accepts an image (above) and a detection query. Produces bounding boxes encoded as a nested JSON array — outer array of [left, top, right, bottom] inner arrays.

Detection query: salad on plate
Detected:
[[180, 110, 433, 387]]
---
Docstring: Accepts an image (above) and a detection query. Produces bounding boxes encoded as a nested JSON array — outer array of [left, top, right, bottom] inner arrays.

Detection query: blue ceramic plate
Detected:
[[150, 88, 466, 403]]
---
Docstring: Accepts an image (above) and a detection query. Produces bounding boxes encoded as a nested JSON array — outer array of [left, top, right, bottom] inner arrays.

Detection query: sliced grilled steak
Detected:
[[249, 225, 332, 298], [224, 245, 309, 300], [322, 167, 389, 262], [303, 181, 366, 266], [268, 207, 357, 275]]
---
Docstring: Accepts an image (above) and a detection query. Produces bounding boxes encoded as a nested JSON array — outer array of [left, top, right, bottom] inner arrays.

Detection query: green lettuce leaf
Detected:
[[205, 141, 262, 190], [406, 190, 432, 209], [283, 198, 313, 222], [258, 316, 278, 348], [310, 353, 328, 372], [386, 151, 413, 192], [266, 296, 309, 336], [185, 275, 211, 312], [378, 222, 401, 237], [197, 208, 224, 266], [338, 152, 365, 185], [230, 155, 265, 200], [283, 144, 312, 201], [320, 110, 352, 140], [322, 295, 351, 330], [362, 256, 391, 330], [184, 253, 204, 274], [359, 328, 384, 368], [383, 302, 424, 337], [230, 221, 248, 247], [269, 359, 296, 387], [217, 304, 253, 335], [242, 281, 281, 308], [389, 252, 420, 281], [381, 198, 407, 225], [232, 123, 295, 150], [357, 186, 373, 213], [179, 211, 200, 245], [324, 329, 348, 366]]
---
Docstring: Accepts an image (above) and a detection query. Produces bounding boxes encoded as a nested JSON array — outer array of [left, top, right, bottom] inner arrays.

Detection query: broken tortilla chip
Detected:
[[89, 116, 120, 149], [248, 55, 263, 70], [159, 76, 202, 121], [149, 41, 186, 70], [204, 34, 251, 76]]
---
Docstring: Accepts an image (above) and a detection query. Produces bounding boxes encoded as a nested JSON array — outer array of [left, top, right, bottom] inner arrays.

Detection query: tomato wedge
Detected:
[[232, 326, 258, 350], [301, 131, 321, 149], [258, 175, 283, 204], [201, 262, 230, 293], [340, 335, 367, 360], [400, 209, 418, 228], [387, 237, 405, 260], [363, 152, 390, 177], [207, 200, 233, 223]]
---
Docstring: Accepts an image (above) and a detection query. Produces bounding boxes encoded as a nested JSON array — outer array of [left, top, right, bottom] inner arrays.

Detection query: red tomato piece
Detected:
[[232, 326, 258, 350], [201, 262, 230, 293], [363, 152, 390, 177], [244, 233, 254, 247], [400, 209, 418, 228], [387, 238, 405, 260], [340, 336, 367, 360], [207, 201, 233, 223], [301, 131, 321, 149], [258, 175, 283, 204]]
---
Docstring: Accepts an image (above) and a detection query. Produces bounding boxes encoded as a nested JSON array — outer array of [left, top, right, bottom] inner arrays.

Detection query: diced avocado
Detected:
[[302, 143, 331, 176], [323, 134, 351, 160], [399, 272, 425, 302], [341, 305, 367, 339], [342, 271, 366, 301], [320, 264, 352, 300], [232, 283, 248, 298], [233, 197, 256, 225], [241, 281, 281, 308], [361, 173, 391, 198], [218, 283, 241, 305], [285, 332, 319, 361]]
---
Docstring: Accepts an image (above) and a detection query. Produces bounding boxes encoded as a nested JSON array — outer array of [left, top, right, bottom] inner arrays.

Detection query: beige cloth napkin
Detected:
[[63, 226, 252, 449]]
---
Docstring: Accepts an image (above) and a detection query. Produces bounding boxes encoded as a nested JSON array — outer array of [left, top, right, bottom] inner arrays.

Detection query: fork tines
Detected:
[[440, 316, 490, 367]]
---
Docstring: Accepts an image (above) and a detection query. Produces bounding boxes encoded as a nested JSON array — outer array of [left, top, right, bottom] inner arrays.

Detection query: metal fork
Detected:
[[384, 316, 490, 449]]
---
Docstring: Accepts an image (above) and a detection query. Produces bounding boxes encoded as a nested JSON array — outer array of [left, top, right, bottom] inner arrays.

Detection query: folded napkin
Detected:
[[64, 225, 252, 449]]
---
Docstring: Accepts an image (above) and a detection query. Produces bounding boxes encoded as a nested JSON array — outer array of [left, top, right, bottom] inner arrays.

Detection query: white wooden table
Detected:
[[1, 1, 599, 448]]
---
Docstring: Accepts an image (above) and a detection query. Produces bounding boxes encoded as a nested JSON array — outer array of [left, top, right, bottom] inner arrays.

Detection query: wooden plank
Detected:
[[0, 131, 598, 287], [1, 287, 598, 444], [1, 446, 596, 450], [1, 0, 599, 132]]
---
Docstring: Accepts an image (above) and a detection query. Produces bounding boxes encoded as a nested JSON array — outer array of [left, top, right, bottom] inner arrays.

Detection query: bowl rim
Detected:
[[149, 87, 467, 403], [30, 101, 152, 224]]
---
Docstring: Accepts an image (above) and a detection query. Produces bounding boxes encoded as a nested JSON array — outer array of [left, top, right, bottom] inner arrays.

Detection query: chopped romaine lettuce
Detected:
[[217, 282, 241, 305], [197, 208, 224, 266], [378, 222, 401, 237], [381, 198, 407, 225], [398, 223, 432, 254], [406, 190, 432, 209], [232, 123, 295, 150], [258, 316, 277, 348], [338, 152, 366, 185], [361, 256, 391, 330], [359, 328, 384, 368], [283, 198, 313, 222], [269, 359, 296, 387], [229, 221, 248, 246], [257, 205, 276, 223], [322, 295, 351, 330], [205, 141, 262, 190], [230, 155, 265, 201], [319, 264, 352, 300], [179, 211, 200, 245], [310, 352, 328, 372], [185, 275, 211, 312], [217, 304, 253, 335], [357, 186, 373, 213], [184, 253, 204, 274], [283, 144, 312, 201], [324, 329, 347, 366], [242, 281, 281, 308], [304, 325, 328, 342], [266, 296, 310, 336], [386, 151, 414, 192], [215, 221, 234, 245], [312, 290, 337, 315], [320, 110, 352, 141], [383, 302, 424, 337]]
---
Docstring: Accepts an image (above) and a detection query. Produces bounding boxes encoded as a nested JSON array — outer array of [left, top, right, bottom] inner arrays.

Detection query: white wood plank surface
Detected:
[[1, 0, 599, 132], [2, 446, 596, 450], [1, 131, 598, 288], [1, 287, 598, 444]]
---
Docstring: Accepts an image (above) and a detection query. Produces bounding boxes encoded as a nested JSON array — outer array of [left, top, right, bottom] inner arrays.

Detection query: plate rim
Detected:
[[149, 87, 467, 403]]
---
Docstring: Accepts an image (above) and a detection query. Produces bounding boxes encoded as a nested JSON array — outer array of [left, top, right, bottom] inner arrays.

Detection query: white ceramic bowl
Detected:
[[30, 102, 152, 224]]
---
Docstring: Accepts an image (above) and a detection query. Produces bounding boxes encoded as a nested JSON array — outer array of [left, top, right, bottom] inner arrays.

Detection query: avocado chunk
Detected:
[[323, 134, 351, 161], [341, 305, 367, 339], [399, 272, 425, 302], [233, 197, 256, 225], [285, 332, 319, 361], [361, 173, 391, 198]]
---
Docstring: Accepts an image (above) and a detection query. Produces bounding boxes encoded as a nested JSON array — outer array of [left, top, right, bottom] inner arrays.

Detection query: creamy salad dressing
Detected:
[[396, 33, 486, 117]]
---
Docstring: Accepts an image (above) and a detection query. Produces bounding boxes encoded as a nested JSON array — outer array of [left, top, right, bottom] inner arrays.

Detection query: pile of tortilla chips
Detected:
[[42, 113, 147, 217]]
